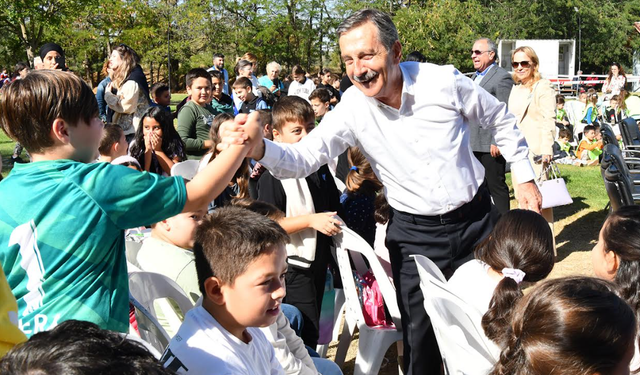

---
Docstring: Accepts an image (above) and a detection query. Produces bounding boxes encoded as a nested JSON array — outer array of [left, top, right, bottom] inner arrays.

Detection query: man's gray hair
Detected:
[[266, 61, 281, 72], [476, 38, 498, 56], [336, 9, 398, 51]]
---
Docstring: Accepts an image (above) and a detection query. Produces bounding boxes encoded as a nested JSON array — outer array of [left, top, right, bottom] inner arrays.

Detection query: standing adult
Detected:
[[207, 53, 229, 95], [508, 46, 556, 246], [258, 61, 285, 98], [602, 62, 627, 99], [104, 44, 151, 143], [38, 43, 66, 71], [228, 9, 541, 375], [468, 38, 513, 214]]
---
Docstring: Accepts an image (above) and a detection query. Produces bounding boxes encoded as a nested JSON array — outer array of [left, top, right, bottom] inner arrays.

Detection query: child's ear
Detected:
[[272, 128, 281, 142], [51, 118, 70, 144], [157, 219, 170, 232], [608, 251, 621, 276], [204, 277, 225, 305]]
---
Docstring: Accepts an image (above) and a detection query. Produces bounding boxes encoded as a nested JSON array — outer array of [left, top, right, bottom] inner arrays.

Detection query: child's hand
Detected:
[[151, 132, 162, 151], [309, 212, 342, 237], [144, 133, 152, 152], [216, 117, 250, 153]]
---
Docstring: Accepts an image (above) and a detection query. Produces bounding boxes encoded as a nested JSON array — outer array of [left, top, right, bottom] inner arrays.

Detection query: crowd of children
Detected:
[[2, 47, 640, 375]]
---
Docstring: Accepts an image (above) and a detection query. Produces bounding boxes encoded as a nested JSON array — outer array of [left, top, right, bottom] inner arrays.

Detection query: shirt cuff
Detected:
[[511, 158, 536, 184], [260, 139, 281, 168]]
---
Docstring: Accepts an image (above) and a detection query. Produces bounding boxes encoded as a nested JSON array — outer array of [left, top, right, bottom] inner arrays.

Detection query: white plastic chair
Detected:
[[129, 292, 171, 354], [128, 271, 194, 347], [125, 240, 143, 269], [170, 160, 200, 180], [333, 225, 403, 375], [413, 255, 499, 375]]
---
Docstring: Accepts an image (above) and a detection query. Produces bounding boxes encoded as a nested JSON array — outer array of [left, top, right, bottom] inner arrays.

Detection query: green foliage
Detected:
[[0, 0, 639, 85]]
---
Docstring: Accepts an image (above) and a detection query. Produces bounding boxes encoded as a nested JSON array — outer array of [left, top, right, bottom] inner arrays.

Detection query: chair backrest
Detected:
[[128, 271, 194, 323], [130, 293, 171, 353], [125, 240, 143, 269], [626, 95, 640, 117], [413, 255, 498, 375], [333, 224, 402, 329], [601, 144, 635, 210], [601, 123, 618, 146], [170, 160, 200, 180], [619, 117, 640, 148]]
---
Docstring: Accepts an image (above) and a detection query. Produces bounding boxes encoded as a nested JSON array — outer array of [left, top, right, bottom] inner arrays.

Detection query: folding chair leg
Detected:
[[333, 317, 355, 367]]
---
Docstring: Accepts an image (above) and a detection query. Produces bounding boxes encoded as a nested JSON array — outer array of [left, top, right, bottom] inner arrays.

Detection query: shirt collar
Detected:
[[476, 62, 496, 77]]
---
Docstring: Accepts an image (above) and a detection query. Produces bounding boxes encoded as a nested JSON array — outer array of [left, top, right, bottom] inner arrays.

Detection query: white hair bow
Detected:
[[502, 268, 526, 284]]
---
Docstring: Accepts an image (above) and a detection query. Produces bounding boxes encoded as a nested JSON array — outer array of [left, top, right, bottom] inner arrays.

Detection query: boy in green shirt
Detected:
[[0, 70, 260, 337], [177, 68, 218, 159]]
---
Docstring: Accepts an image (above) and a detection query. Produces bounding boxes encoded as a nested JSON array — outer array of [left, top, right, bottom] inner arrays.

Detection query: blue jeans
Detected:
[[281, 303, 303, 337], [312, 357, 343, 375]]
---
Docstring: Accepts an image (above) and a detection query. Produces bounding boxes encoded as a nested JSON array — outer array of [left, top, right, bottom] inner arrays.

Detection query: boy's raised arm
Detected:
[[182, 113, 262, 212]]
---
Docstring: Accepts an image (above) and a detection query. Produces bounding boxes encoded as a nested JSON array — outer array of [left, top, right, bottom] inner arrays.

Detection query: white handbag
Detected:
[[537, 161, 573, 209]]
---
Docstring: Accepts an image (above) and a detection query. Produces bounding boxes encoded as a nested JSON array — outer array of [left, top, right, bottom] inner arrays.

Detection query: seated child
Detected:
[[98, 123, 128, 162], [309, 88, 331, 125], [581, 91, 599, 126], [150, 82, 172, 114], [448, 209, 554, 350], [0, 70, 259, 337], [130, 106, 187, 175], [234, 77, 267, 114], [576, 125, 603, 165], [137, 207, 207, 304], [0, 320, 173, 374], [555, 94, 571, 134], [604, 94, 625, 123], [340, 147, 383, 247], [177, 68, 217, 159], [256, 96, 343, 348], [590, 205, 640, 369], [552, 128, 579, 165], [161, 206, 288, 374], [490, 277, 636, 375]]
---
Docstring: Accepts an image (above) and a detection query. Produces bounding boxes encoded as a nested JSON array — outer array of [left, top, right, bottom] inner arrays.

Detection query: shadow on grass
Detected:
[[556, 209, 608, 262], [553, 196, 590, 222]]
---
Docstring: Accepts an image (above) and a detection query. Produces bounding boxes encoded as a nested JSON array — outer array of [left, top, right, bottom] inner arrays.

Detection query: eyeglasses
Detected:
[[470, 50, 489, 56], [511, 60, 531, 69]]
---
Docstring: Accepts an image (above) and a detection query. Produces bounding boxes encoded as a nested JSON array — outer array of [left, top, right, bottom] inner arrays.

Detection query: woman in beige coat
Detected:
[[508, 46, 556, 248]]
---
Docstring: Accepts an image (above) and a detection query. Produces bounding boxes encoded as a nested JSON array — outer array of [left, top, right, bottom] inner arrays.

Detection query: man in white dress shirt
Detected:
[[225, 9, 541, 375]]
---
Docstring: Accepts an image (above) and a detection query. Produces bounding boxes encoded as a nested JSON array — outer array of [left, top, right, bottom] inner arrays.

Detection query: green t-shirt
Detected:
[[0, 160, 186, 337], [177, 100, 217, 159]]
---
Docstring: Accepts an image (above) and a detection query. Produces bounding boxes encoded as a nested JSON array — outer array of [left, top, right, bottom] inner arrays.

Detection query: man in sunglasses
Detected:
[[468, 38, 514, 214]]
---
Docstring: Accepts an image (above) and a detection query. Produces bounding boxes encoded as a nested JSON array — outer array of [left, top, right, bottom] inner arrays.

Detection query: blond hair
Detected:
[[511, 46, 541, 87]]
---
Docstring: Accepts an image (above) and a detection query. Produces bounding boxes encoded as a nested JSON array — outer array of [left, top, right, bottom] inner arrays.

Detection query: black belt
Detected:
[[391, 182, 490, 225]]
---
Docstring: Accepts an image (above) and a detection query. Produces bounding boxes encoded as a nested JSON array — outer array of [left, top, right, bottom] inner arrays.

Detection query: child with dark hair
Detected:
[[490, 277, 636, 375], [340, 147, 383, 247], [309, 89, 331, 124], [448, 209, 555, 349], [257, 95, 342, 348], [288, 65, 316, 103], [555, 94, 571, 133], [162, 206, 289, 374], [130, 106, 187, 175], [98, 123, 128, 162], [0, 320, 174, 375], [234, 77, 267, 114], [177, 68, 217, 159], [0, 70, 261, 336], [150, 82, 172, 113], [591, 205, 640, 369], [552, 128, 579, 165], [576, 124, 603, 165], [209, 70, 234, 115]]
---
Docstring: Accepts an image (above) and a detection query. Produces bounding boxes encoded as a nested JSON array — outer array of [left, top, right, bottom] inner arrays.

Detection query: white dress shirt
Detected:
[[260, 61, 535, 215]]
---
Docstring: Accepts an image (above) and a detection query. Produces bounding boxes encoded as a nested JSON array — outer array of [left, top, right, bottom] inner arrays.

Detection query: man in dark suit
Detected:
[[469, 37, 513, 214]]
